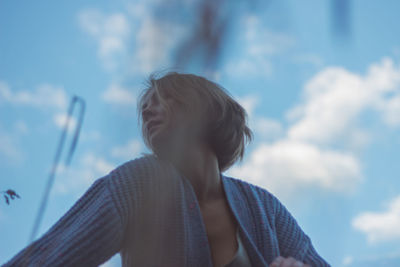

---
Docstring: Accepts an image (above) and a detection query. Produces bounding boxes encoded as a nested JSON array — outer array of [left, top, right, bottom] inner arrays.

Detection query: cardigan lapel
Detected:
[[221, 174, 268, 267], [163, 155, 268, 267]]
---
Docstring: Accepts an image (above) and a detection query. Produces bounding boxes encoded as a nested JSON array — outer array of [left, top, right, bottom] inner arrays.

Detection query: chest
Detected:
[[200, 200, 239, 267]]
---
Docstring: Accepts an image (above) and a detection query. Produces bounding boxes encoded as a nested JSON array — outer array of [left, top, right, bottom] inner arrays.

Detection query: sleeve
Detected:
[[2, 175, 124, 267], [272, 194, 331, 267]]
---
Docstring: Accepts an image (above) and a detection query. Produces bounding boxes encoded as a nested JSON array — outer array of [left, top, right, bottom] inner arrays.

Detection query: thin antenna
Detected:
[[21, 95, 85, 266]]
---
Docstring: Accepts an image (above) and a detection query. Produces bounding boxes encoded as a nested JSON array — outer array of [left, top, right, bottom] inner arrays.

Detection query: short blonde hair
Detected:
[[136, 71, 253, 172]]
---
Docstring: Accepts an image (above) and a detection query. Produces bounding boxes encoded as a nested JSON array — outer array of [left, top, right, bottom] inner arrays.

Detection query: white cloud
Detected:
[[235, 94, 259, 117], [102, 83, 136, 105], [244, 15, 295, 56], [0, 82, 68, 110], [287, 67, 367, 144], [227, 58, 400, 198], [129, 10, 187, 75], [287, 57, 400, 145], [223, 14, 295, 77], [0, 81, 12, 101], [0, 81, 73, 133], [78, 9, 130, 71], [53, 138, 141, 196], [53, 153, 115, 196], [111, 139, 142, 159], [343, 255, 354, 266], [228, 74, 366, 198], [0, 121, 24, 164], [352, 195, 400, 243], [126, 2, 148, 19], [82, 153, 114, 174], [252, 117, 283, 140], [203, 70, 222, 82], [78, 5, 187, 75], [236, 94, 283, 141], [0, 130, 23, 163], [227, 139, 361, 198], [224, 58, 273, 78], [343, 128, 371, 152], [381, 93, 400, 126], [53, 113, 77, 133]]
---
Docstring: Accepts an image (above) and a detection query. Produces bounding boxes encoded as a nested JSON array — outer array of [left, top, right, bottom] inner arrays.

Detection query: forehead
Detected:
[[144, 86, 173, 103], [142, 88, 157, 104]]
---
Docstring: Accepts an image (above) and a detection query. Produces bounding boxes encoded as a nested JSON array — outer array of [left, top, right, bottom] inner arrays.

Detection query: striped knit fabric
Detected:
[[2, 154, 331, 267]]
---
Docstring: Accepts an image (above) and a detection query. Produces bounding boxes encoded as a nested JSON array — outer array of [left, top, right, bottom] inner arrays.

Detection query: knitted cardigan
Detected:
[[2, 154, 331, 267]]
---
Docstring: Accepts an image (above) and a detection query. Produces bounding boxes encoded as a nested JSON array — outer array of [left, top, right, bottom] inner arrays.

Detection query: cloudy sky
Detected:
[[1, 0, 400, 266]]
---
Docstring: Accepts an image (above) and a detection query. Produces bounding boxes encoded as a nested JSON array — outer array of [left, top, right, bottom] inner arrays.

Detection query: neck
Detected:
[[169, 143, 223, 204]]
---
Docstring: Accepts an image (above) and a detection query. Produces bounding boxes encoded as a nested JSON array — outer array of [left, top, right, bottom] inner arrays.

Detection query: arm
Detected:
[[271, 194, 331, 267], [2, 175, 124, 267]]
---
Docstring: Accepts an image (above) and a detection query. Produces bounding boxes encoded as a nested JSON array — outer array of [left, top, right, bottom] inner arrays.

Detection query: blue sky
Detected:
[[1, 0, 400, 266]]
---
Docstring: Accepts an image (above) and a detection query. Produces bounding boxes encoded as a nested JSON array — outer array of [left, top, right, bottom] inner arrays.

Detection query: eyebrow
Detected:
[[142, 90, 158, 110], [150, 91, 159, 105]]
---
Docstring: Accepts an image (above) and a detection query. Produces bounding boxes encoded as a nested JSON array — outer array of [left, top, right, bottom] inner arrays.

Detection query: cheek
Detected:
[[152, 109, 200, 142]]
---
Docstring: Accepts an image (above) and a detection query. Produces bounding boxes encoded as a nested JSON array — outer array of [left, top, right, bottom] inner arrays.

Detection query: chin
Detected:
[[150, 132, 172, 156]]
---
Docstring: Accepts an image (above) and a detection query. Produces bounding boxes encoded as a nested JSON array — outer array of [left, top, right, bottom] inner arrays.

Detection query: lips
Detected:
[[146, 119, 162, 134], [149, 124, 160, 135]]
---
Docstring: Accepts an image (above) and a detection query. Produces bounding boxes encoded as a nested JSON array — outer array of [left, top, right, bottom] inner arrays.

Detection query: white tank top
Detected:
[[224, 226, 252, 267]]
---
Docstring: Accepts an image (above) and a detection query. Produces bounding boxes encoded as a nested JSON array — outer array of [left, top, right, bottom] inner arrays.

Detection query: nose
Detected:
[[142, 95, 162, 123], [142, 103, 156, 123]]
